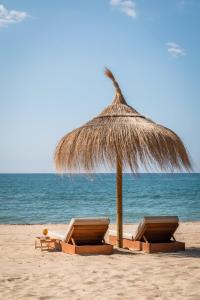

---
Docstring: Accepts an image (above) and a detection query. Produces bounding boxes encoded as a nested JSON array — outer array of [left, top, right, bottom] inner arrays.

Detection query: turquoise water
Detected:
[[0, 173, 199, 224]]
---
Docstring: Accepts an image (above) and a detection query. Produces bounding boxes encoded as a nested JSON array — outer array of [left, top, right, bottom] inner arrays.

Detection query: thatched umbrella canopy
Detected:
[[55, 68, 191, 248]]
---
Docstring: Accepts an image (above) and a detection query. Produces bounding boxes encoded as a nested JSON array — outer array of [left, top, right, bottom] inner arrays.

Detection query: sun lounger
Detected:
[[109, 216, 185, 253], [48, 217, 113, 255]]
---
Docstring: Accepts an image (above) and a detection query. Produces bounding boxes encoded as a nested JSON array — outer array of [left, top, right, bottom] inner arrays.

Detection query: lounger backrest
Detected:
[[134, 216, 179, 242], [65, 217, 110, 245]]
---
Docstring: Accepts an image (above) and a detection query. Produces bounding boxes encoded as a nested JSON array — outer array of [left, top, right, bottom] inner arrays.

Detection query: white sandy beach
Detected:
[[0, 222, 200, 300]]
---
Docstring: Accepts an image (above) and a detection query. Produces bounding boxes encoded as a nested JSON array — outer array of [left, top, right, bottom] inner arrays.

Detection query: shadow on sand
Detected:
[[149, 247, 200, 258], [114, 246, 200, 258], [168, 247, 200, 258], [113, 248, 140, 256]]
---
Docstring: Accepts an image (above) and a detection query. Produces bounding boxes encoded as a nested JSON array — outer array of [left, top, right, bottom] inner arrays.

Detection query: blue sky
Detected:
[[0, 0, 199, 173]]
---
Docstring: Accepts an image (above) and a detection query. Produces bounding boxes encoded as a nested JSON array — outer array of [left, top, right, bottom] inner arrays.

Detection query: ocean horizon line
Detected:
[[0, 172, 199, 175]]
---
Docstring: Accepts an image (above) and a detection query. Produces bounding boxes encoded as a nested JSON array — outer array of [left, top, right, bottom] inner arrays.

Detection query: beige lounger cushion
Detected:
[[48, 231, 66, 241], [109, 229, 136, 240], [49, 217, 110, 242]]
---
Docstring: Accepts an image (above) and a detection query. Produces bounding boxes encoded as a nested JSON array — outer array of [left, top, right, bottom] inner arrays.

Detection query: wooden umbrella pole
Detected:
[[116, 157, 123, 248]]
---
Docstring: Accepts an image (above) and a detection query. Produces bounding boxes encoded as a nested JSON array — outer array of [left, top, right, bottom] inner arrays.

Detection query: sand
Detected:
[[0, 222, 200, 300]]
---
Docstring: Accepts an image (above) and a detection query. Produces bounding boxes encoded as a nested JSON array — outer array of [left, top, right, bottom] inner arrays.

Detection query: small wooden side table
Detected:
[[35, 236, 58, 251]]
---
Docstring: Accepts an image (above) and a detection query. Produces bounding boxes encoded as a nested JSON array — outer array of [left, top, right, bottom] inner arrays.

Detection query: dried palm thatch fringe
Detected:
[[55, 68, 191, 173]]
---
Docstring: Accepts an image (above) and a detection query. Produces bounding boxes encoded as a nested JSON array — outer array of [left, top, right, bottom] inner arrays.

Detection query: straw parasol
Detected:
[[55, 68, 191, 248]]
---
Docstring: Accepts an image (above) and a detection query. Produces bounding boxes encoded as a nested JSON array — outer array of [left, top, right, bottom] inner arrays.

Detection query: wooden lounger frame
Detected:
[[60, 223, 113, 255], [109, 235, 142, 251], [109, 219, 185, 253], [141, 240, 185, 253], [60, 241, 113, 255], [109, 235, 185, 253]]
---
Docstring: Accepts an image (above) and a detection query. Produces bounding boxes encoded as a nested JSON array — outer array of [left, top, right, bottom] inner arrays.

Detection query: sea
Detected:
[[0, 173, 199, 224]]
